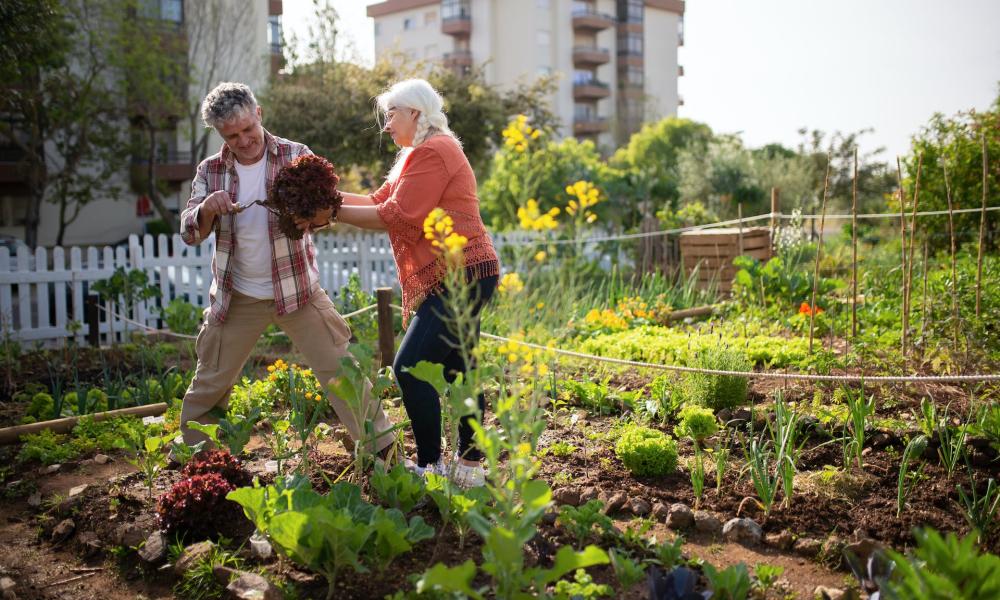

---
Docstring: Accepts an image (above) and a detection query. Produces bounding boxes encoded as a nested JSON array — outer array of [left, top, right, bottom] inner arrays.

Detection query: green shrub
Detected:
[[26, 392, 55, 420], [684, 347, 751, 411], [162, 298, 201, 335], [17, 430, 80, 464], [674, 405, 719, 443], [227, 377, 277, 418], [883, 528, 1000, 599], [614, 424, 678, 477]]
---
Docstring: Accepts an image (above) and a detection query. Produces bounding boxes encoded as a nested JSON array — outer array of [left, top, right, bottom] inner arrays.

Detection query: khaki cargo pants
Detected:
[[179, 289, 393, 452]]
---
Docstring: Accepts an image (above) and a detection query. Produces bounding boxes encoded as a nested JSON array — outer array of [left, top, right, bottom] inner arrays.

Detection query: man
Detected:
[[178, 82, 392, 455]]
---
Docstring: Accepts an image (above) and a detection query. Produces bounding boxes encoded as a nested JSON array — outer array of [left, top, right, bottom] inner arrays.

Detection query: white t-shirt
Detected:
[[231, 155, 274, 299]]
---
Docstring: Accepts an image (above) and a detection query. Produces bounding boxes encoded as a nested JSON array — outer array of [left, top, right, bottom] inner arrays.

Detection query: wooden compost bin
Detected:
[[680, 227, 772, 293]]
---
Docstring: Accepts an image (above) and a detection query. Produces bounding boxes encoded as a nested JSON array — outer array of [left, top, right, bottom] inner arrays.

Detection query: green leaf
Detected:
[[416, 560, 482, 599], [186, 421, 220, 447], [404, 361, 449, 395], [540, 545, 610, 585]]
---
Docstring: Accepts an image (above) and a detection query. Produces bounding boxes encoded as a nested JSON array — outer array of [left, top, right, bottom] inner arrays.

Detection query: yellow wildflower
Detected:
[[267, 365, 276, 373], [498, 272, 524, 295], [534, 250, 547, 262]]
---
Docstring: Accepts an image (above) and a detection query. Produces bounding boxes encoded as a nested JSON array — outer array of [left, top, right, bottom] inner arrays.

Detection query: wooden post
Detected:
[[770, 187, 780, 233], [809, 155, 831, 354], [85, 294, 100, 347], [0, 402, 167, 445], [851, 148, 859, 339], [737, 203, 744, 256], [376, 287, 395, 369], [976, 134, 988, 317]]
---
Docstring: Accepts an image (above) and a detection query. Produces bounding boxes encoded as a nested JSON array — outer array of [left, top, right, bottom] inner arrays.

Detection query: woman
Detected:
[[312, 79, 499, 487]]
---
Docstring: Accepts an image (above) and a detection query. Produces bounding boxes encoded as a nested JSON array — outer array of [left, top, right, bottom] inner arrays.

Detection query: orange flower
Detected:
[[798, 302, 824, 316]]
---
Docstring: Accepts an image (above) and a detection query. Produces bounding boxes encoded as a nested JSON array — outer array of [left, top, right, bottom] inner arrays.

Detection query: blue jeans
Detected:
[[393, 275, 498, 466]]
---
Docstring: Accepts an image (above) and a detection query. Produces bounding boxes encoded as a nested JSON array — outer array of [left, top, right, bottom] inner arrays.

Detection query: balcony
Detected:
[[678, 64, 684, 76], [572, 46, 610, 66], [131, 150, 194, 189], [573, 80, 611, 101], [442, 15, 471, 36], [268, 0, 282, 15], [573, 116, 609, 136], [572, 9, 615, 32], [443, 50, 473, 68]]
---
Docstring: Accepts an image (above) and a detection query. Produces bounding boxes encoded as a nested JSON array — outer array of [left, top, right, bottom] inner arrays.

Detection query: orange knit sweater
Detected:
[[371, 135, 500, 322]]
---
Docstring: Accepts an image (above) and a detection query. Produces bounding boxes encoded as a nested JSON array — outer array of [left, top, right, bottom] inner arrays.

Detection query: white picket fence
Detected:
[[0, 232, 401, 345], [0, 229, 628, 345]]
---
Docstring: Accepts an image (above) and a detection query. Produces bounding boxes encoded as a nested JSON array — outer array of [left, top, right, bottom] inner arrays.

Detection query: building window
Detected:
[[425, 10, 437, 25], [618, 0, 642, 23], [537, 66, 552, 76], [268, 15, 282, 54], [537, 0, 550, 8], [374, 22, 381, 36], [403, 17, 414, 30], [618, 32, 642, 55], [139, 0, 183, 24], [574, 103, 595, 120], [678, 17, 685, 45], [573, 1, 594, 14], [442, 0, 470, 20], [621, 65, 643, 86]]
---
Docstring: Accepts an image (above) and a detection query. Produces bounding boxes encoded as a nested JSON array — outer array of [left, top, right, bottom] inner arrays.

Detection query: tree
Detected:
[[609, 117, 714, 215], [796, 128, 894, 214], [901, 86, 1000, 251], [479, 119, 610, 229], [116, 0, 189, 233], [183, 0, 259, 169], [265, 56, 557, 185], [0, 0, 129, 246], [676, 134, 766, 218], [0, 0, 72, 247]]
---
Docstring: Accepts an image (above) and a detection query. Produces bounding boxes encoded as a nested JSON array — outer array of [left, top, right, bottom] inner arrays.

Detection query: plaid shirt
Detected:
[[181, 130, 317, 323]]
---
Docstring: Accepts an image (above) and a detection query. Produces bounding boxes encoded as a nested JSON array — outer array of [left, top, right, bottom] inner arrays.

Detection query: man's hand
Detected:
[[294, 206, 335, 232], [201, 190, 239, 219]]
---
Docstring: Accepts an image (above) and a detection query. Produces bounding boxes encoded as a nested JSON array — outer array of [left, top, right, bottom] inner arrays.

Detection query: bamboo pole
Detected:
[[0, 403, 168, 446], [903, 153, 924, 364], [976, 134, 988, 317], [943, 162, 960, 353], [809, 155, 832, 354], [896, 158, 907, 359], [770, 187, 780, 233], [920, 239, 929, 350], [852, 148, 859, 339]]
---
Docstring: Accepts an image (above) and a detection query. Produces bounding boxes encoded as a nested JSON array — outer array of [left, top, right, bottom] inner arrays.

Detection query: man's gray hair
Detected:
[[201, 82, 258, 128]]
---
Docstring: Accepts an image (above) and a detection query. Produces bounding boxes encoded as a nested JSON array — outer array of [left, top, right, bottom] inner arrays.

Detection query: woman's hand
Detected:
[[294, 206, 334, 232]]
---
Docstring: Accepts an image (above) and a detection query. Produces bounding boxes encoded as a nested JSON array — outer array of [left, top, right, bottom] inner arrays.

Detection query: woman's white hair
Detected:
[[376, 79, 459, 181]]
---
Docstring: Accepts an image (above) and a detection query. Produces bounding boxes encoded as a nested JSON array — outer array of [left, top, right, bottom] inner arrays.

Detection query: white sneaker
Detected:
[[403, 456, 446, 477], [449, 453, 486, 489]]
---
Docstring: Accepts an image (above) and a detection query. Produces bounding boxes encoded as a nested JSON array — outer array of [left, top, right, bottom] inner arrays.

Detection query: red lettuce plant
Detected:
[[157, 472, 239, 537], [181, 449, 251, 487], [266, 154, 343, 239]]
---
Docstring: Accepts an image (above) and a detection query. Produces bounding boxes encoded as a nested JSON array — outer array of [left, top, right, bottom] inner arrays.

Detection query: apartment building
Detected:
[[0, 0, 283, 247], [367, 0, 684, 149]]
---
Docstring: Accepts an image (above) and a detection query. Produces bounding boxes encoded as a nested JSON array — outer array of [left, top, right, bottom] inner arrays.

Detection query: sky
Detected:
[[283, 0, 1000, 161]]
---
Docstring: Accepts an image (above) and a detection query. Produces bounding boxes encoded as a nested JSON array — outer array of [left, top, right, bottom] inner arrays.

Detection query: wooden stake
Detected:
[[920, 239, 929, 350], [943, 161, 960, 353], [770, 187, 780, 233], [851, 147, 859, 339], [976, 134, 988, 317], [809, 155, 832, 354], [376, 287, 396, 369], [896, 157, 907, 359], [904, 154, 924, 352]]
